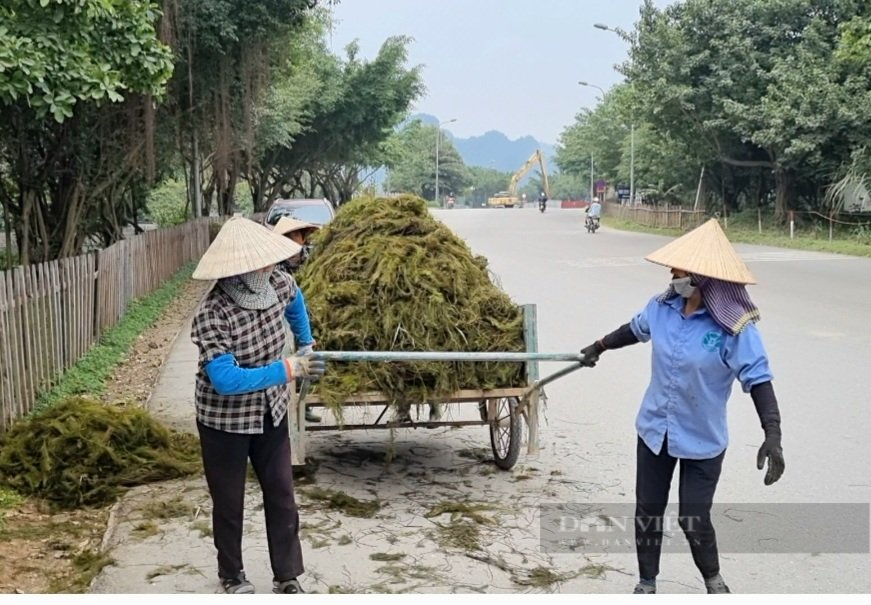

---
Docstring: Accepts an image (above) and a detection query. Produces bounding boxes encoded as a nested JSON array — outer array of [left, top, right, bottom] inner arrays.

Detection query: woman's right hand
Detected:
[[579, 341, 605, 367], [284, 355, 326, 380]]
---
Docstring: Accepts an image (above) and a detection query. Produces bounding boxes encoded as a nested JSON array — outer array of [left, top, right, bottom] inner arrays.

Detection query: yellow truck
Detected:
[[487, 149, 550, 208]]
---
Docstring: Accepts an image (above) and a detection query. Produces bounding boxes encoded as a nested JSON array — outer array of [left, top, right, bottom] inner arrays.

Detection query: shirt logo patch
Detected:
[[702, 331, 723, 352]]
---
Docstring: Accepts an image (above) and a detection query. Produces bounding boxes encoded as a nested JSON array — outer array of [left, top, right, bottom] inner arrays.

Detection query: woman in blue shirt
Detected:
[[579, 219, 785, 595]]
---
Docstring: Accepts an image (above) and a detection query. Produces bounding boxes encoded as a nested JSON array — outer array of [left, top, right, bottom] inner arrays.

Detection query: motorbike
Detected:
[[447, 196, 455, 209], [538, 200, 547, 213], [585, 215, 600, 234]]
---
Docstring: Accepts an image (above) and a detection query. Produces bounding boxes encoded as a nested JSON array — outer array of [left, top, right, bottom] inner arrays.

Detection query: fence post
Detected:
[[789, 210, 795, 240], [758, 207, 762, 234], [829, 210, 834, 241]]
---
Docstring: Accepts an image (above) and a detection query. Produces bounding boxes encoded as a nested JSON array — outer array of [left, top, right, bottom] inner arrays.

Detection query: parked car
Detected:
[[264, 198, 336, 227]]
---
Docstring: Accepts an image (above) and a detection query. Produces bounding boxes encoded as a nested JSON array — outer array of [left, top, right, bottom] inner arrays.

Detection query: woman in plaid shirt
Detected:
[[190, 217, 326, 594]]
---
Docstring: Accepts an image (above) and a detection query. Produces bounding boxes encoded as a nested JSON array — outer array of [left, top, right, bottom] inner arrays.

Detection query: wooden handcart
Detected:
[[289, 304, 585, 469]]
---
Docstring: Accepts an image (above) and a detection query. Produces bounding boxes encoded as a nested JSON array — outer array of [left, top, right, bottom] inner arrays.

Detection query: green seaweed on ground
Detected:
[[301, 487, 381, 518], [425, 501, 495, 526], [370, 552, 406, 562], [0, 397, 201, 509]]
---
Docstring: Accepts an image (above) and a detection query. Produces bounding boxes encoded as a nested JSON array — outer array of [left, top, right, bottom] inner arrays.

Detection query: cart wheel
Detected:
[[488, 396, 521, 470]]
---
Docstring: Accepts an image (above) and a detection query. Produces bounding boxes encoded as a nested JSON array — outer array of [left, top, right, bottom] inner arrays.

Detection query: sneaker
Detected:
[[273, 578, 305, 594], [705, 574, 731, 594], [221, 572, 255, 594], [633, 581, 656, 594], [305, 408, 321, 423]]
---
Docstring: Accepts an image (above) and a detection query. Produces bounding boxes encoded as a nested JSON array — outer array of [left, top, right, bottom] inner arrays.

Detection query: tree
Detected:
[[0, 0, 174, 262], [248, 35, 424, 208], [465, 166, 512, 206], [160, 0, 321, 217], [626, 0, 870, 218], [383, 120, 470, 200]]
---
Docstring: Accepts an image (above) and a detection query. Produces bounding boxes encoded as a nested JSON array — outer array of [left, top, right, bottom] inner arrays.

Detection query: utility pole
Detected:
[[590, 155, 594, 202], [630, 122, 635, 205], [593, 24, 636, 207]]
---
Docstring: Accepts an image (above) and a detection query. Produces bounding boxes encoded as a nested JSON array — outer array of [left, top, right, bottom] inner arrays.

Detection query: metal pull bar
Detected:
[[310, 351, 585, 363]]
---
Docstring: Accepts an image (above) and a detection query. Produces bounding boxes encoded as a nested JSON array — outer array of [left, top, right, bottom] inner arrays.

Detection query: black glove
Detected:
[[750, 381, 784, 486], [579, 341, 605, 367], [757, 433, 784, 486]]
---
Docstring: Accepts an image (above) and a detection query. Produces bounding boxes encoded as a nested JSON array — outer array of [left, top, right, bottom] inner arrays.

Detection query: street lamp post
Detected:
[[578, 80, 605, 99], [592, 23, 636, 205], [578, 81, 609, 203], [590, 155, 594, 202], [435, 118, 457, 207]]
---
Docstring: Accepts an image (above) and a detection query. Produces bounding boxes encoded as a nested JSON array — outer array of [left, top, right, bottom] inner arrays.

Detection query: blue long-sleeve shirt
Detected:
[[204, 284, 313, 396], [630, 294, 773, 459], [206, 353, 288, 396], [285, 287, 313, 346]]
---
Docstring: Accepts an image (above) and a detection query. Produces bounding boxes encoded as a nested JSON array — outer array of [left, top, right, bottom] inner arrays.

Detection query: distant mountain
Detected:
[[408, 113, 556, 174]]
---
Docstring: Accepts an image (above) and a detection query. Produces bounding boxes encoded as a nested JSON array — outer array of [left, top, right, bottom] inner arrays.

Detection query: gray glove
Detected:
[[284, 355, 326, 380], [296, 343, 314, 356]]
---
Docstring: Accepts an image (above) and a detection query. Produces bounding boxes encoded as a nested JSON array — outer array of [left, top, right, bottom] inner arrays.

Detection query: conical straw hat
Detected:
[[644, 218, 756, 284], [273, 216, 321, 237], [193, 217, 302, 280]]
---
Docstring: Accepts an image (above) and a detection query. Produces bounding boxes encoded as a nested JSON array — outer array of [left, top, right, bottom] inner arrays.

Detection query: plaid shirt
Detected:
[[191, 270, 298, 434]]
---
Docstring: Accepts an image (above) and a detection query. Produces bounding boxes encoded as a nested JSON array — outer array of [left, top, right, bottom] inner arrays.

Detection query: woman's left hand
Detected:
[[757, 435, 785, 485], [296, 341, 316, 356]]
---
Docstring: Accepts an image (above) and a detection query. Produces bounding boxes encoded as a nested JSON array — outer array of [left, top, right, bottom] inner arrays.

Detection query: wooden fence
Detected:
[[0, 219, 210, 431], [604, 201, 707, 231]]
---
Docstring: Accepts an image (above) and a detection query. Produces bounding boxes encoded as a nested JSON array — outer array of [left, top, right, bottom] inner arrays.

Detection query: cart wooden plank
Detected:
[[302, 387, 527, 406], [306, 419, 489, 432]]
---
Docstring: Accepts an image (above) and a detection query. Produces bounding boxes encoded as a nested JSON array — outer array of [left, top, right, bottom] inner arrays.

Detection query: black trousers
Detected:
[[197, 412, 304, 582], [635, 435, 724, 581]]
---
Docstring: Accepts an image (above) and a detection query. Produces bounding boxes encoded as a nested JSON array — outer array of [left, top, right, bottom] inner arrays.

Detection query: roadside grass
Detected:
[[31, 264, 195, 415], [0, 486, 23, 530], [603, 211, 871, 258]]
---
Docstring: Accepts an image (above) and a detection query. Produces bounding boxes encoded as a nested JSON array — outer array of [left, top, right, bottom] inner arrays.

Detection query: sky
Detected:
[[327, 0, 674, 145]]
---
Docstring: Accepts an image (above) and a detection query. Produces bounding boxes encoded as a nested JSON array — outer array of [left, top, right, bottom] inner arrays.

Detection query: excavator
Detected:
[[487, 149, 550, 208]]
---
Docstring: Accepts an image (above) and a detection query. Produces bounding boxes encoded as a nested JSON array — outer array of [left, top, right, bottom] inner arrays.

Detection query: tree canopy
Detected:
[[556, 0, 871, 218], [0, 0, 424, 264]]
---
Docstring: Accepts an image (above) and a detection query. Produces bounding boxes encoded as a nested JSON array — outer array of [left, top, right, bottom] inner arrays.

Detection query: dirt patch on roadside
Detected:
[[101, 279, 211, 406], [0, 502, 111, 594], [0, 277, 209, 594]]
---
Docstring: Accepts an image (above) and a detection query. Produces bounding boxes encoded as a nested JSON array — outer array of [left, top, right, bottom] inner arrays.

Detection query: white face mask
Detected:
[[672, 276, 698, 298]]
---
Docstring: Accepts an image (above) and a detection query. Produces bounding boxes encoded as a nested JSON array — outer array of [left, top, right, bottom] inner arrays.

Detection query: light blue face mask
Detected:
[[672, 276, 698, 298]]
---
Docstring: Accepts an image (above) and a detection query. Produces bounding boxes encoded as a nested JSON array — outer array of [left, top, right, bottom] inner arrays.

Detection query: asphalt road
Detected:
[[432, 206, 871, 593]]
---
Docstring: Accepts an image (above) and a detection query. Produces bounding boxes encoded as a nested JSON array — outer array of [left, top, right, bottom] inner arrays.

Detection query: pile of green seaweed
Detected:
[[0, 397, 201, 508], [297, 195, 526, 414]]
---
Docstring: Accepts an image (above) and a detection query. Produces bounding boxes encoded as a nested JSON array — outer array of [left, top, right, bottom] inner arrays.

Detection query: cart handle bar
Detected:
[[311, 351, 585, 363]]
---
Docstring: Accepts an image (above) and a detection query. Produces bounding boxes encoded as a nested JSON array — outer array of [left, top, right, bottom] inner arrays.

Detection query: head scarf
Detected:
[[657, 274, 760, 335], [218, 269, 278, 310]]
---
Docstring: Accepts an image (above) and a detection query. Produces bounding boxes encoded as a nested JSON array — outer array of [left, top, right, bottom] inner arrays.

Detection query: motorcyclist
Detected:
[[586, 197, 602, 230], [538, 191, 548, 209]]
